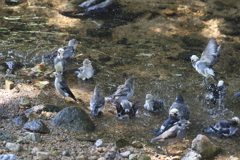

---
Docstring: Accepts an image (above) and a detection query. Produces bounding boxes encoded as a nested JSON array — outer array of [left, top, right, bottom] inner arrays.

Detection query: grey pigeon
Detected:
[[190, 38, 221, 82], [144, 94, 163, 112], [169, 94, 190, 120], [54, 48, 66, 74], [42, 39, 78, 63], [53, 72, 77, 101], [79, 0, 116, 14], [150, 119, 190, 143], [106, 78, 135, 101], [204, 117, 239, 137], [115, 99, 140, 120], [75, 59, 94, 80], [153, 108, 180, 136], [89, 84, 105, 116]]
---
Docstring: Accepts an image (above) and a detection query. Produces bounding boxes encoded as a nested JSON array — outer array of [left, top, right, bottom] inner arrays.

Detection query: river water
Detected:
[[1, 0, 240, 159]]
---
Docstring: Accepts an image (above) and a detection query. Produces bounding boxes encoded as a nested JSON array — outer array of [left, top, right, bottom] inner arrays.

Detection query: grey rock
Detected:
[[24, 132, 41, 142], [181, 151, 202, 160], [129, 154, 138, 160], [0, 130, 17, 142], [0, 154, 16, 160], [6, 142, 23, 152], [24, 104, 61, 117], [191, 134, 221, 158], [138, 155, 151, 160], [23, 119, 50, 134], [120, 151, 131, 158], [36, 152, 49, 160], [51, 106, 95, 132], [62, 150, 70, 156], [12, 116, 28, 125]]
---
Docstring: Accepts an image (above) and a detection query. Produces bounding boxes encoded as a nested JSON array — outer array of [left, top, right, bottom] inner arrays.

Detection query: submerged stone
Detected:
[[51, 106, 95, 132]]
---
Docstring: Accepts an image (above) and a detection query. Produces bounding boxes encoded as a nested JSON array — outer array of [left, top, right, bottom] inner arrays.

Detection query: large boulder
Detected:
[[191, 134, 221, 158], [51, 106, 95, 132]]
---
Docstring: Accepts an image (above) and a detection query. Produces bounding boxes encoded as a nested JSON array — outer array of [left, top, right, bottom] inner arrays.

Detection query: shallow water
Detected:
[[1, 0, 240, 159]]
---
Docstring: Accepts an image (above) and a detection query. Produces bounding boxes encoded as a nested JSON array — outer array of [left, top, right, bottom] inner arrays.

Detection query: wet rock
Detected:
[[138, 154, 151, 160], [0, 154, 16, 160], [0, 130, 17, 142], [191, 134, 222, 158], [6, 142, 23, 152], [181, 151, 202, 160], [24, 104, 62, 117], [24, 132, 41, 142], [5, 80, 14, 90], [115, 139, 129, 148], [51, 106, 95, 132], [62, 150, 70, 156], [23, 119, 50, 134], [120, 151, 131, 158], [129, 153, 138, 160], [131, 141, 143, 148], [36, 151, 49, 160], [12, 116, 28, 125]]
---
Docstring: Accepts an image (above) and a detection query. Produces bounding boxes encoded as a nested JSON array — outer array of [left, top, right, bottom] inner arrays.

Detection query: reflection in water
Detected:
[[1, 0, 240, 158]]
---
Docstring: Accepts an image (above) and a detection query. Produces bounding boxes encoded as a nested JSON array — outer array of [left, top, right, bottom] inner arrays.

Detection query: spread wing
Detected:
[[200, 38, 221, 66]]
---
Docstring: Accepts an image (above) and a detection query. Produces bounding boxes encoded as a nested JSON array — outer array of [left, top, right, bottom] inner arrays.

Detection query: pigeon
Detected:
[[106, 78, 135, 101], [150, 119, 190, 143], [190, 38, 221, 83], [144, 94, 164, 112], [79, 0, 116, 14], [115, 99, 140, 120], [153, 108, 180, 136], [234, 92, 240, 98], [169, 94, 190, 120], [205, 80, 226, 105], [89, 84, 105, 116], [54, 48, 66, 74], [204, 117, 239, 137], [53, 72, 77, 101], [42, 39, 79, 64], [75, 59, 94, 80]]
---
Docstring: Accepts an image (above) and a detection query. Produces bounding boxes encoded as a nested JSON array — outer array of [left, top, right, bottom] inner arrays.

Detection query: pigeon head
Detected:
[[83, 59, 92, 66], [68, 39, 79, 46], [53, 72, 61, 78], [217, 80, 224, 87], [177, 119, 190, 129], [146, 94, 153, 100], [175, 94, 184, 103], [231, 117, 240, 125], [190, 55, 199, 63], [169, 108, 179, 117], [125, 78, 135, 86], [57, 48, 65, 58]]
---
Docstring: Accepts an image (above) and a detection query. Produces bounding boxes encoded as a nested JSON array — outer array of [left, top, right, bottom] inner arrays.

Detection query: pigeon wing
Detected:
[[59, 79, 76, 100]]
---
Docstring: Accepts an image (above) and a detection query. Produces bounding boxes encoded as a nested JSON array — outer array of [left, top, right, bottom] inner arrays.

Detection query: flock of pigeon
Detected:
[[42, 37, 239, 143]]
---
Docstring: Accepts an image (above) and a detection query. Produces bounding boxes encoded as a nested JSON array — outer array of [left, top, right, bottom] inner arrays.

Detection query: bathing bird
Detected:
[[169, 94, 190, 120], [115, 99, 140, 120], [89, 84, 105, 116], [42, 39, 79, 63], [54, 48, 66, 74], [204, 117, 239, 137], [150, 119, 190, 143], [53, 72, 77, 101], [75, 59, 94, 80], [106, 78, 135, 101], [205, 80, 226, 105], [144, 94, 164, 112], [190, 38, 221, 84], [153, 108, 180, 136], [79, 0, 116, 14]]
